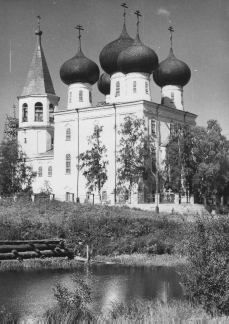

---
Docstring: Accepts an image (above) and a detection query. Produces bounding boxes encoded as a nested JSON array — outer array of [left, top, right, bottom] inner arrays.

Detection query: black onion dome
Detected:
[[117, 33, 158, 74], [153, 48, 191, 87], [97, 73, 110, 95], [99, 23, 134, 75], [60, 48, 100, 85]]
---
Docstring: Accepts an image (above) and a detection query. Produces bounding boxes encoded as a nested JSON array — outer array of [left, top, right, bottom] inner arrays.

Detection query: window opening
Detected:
[[79, 90, 83, 102], [22, 103, 28, 122], [66, 128, 71, 141], [38, 166, 42, 177], [89, 91, 92, 103], [66, 154, 71, 174], [24, 138, 27, 144], [116, 81, 120, 97], [48, 166, 52, 177], [133, 81, 137, 93], [35, 102, 43, 122], [145, 82, 149, 94], [102, 191, 107, 201], [151, 118, 156, 135], [170, 122, 174, 135], [49, 103, 54, 122], [170, 92, 174, 103], [69, 92, 72, 103]]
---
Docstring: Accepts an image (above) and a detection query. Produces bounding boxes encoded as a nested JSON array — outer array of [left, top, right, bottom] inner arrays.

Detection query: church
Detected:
[[17, 7, 197, 204]]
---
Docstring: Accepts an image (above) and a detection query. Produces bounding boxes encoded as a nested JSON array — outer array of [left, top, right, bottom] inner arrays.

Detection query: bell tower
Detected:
[[17, 16, 60, 157]]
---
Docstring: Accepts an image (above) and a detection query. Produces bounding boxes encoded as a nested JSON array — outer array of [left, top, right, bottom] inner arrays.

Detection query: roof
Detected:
[[37, 148, 54, 157], [21, 32, 55, 96]]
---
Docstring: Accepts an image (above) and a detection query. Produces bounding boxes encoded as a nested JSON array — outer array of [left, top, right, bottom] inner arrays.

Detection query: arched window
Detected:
[[79, 90, 83, 102], [66, 128, 71, 141], [35, 102, 43, 121], [116, 81, 120, 97], [151, 118, 156, 135], [170, 92, 174, 103], [49, 103, 54, 122], [38, 166, 43, 177], [89, 91, 92, 103], [69, 92, 72, 103], [48, 166, 52, 177], [145, 82, 149, 94], [133, 81, 137, 93], [22, 103, 28, 122], [66, 154, 71, 174]]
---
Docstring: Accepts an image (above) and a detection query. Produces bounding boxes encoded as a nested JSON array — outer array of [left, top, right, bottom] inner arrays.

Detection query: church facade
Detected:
[[17, 13, 197, 204]]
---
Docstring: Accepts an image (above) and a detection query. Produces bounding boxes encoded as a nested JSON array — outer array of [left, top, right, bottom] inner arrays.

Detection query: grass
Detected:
[[0, 198, 190, 261]]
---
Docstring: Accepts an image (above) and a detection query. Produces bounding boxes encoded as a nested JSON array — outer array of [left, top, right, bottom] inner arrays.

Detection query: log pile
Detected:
[[0, 239, 74, 260]]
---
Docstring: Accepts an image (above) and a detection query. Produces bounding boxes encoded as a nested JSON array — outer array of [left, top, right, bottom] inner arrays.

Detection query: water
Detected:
[[0, 265, 182, 320]]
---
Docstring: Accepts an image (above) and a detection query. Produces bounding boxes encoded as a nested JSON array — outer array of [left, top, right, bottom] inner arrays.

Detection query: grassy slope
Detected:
[[0, 199, 190, 261]]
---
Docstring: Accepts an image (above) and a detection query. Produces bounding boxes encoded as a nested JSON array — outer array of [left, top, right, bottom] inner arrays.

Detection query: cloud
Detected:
[[157, 8, 171, 17]]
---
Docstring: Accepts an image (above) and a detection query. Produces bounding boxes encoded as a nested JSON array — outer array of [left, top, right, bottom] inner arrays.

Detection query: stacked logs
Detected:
[[0, 239, 74, 260]]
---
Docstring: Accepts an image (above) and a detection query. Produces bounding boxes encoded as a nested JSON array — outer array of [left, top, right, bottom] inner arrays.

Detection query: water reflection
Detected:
[[0, 265, 182, 320]]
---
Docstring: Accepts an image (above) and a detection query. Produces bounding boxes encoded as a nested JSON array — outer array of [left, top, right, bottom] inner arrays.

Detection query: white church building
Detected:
[[17, 11, 197, 204]]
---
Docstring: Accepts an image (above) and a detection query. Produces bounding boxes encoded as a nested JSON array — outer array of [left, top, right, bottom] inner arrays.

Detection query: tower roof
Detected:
[[21, 23, 55, 97]]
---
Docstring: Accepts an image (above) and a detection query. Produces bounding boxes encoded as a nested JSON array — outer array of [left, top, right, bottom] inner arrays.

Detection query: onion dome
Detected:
[[99, 23, 134, 75], [60, 48, 100, 85], [153, 48, 191, 87], [97, 73, 110, 95], [117, 33, 158, 74]]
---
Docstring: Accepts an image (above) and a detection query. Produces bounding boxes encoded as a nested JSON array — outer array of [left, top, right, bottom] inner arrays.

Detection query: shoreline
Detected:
[[0, 253, 188, 271]]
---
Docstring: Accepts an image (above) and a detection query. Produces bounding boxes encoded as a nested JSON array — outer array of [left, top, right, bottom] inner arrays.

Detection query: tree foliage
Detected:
[[78, 126, 108, 201], [0, 139, 36, 195], [164, 120, 229, 203], [117, 115, 156, 196]]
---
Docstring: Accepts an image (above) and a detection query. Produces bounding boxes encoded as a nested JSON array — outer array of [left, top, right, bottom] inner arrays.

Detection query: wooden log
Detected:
[[0, 249, 72, 260], [0, 239, 62, 245], [0, 244, 58, 253]]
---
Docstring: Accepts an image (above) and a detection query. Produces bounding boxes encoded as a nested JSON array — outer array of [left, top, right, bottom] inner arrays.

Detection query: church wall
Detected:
[[29, 157, 54, 194]]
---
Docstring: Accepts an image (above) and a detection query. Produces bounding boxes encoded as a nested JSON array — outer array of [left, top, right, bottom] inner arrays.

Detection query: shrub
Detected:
[[181, 215, 229, 316]]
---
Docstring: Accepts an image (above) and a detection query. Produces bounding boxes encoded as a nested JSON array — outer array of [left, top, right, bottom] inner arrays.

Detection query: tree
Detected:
[[78, 126, 108, 202], [0, 139, 36, 196], [164, 120, 229, 204], [117, 115, 156, 201]]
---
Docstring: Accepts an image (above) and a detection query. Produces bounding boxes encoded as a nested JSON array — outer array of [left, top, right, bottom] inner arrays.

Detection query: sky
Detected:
[[0, 0, 228, 138]]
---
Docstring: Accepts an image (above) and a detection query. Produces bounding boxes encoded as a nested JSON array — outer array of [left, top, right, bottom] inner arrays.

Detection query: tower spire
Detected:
[[121, 3, 128, 24], [168, 26, 174, 50], [75, 24, 84, 51], [134, 9, 141, 35]]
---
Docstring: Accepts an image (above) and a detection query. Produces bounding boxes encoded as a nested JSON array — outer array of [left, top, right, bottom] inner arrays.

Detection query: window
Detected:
[[66, 128, 71, 141], [181, 92, 184, 105], [116, 81, 120, 97], [170, 122, 174, 135], [151, 118, 156, 135], [24, 138, 27, 144], [145, 82, 149, 94], [69, 92, 72, 103], [38, 166, 42, 177], [48, 166, 52, 177], [22, 103, 28, 122], [102, 191, 107, 201], [79, 90, 83, 102], [49, 104, 54, 122], [133, 81, 137, 93], [170, 92, 174, 103], [66, 154, 71, 174], [152, 148, 156, 173], [89, 91, 92, 103], [35, 102, 43, 121]]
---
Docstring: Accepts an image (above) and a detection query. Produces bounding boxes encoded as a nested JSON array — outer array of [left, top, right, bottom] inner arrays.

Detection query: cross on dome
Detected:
[[168, 26, 174, 49], [75, 24, 84, 50], [134, 10, 141, 34], [37, 15, 41, 31], [121, 3, 128, 23]]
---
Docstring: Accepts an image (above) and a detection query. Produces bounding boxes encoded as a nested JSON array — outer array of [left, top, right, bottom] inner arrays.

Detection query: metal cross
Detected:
[[121, 3, 128, 22], [75, 24, 84, 49], [168, 26, 174, 49], [134, 10, 141, 33], [37, 15, 41, 31]]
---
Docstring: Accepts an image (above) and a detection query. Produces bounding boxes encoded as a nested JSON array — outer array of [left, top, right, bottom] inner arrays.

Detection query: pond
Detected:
[[0, 264, 182, 321]]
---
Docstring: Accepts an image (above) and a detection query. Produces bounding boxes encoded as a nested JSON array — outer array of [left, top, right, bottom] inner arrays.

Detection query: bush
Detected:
[[181, 215, 229, 316]]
